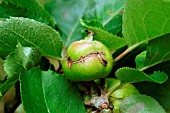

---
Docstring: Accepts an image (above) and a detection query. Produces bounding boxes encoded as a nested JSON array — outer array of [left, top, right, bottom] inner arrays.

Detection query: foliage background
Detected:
[[0, 0, 170, 113]]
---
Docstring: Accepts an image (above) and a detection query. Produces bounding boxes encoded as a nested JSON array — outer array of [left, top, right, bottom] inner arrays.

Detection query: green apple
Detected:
[[62, 40, 113, 82]]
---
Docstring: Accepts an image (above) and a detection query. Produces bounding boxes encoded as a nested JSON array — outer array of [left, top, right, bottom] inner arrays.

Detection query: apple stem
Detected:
[[85, 30, 95, 41], [84, 94, 109, 109]]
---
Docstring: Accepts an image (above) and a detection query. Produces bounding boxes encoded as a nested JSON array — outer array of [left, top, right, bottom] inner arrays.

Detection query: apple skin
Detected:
[[109, 83, 140, 113], [62, 40, 113, 82]]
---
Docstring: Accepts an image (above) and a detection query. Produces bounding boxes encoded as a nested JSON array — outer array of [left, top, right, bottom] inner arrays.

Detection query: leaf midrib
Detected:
[[41, 75, 50, 113]]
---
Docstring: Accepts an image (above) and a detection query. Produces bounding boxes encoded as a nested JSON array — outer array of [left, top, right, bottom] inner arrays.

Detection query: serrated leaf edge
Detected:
[[115, 67, 168, 83]]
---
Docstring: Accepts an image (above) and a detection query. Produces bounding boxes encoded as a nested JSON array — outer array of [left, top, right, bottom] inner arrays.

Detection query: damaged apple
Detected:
[[62, 31, 113, 82]]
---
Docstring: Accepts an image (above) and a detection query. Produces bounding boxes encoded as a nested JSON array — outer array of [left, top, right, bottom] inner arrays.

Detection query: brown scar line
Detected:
[[65, 52, 107, 69]]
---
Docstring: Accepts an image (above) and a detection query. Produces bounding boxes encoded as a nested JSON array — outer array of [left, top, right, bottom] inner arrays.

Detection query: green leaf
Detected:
[[141, 34, 170, 70], [45, 0, 86, 47], [134, 60, 170, 112], [155, 80, 170, 112], [0, 17, 63, 58], [0, 43, 41, 95], [120, 94, 166, 113], [83, 0, 125, 35], [115, 67, 168, 83], [123, 0, 170, 47], [2, 0, 55, 27], [105, 78, 121, 93], [81, 20, 126, 51], [80, 19, 105, 30], [83, 0, 125, 26], [135, 51, 147, 69], [136, 78, 170, 112], [104, 14, 123, 35], [20, 67, 86, 113]]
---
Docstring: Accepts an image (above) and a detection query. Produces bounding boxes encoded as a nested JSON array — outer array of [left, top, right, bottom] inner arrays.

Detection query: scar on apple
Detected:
[[65, 52, 107, 69]]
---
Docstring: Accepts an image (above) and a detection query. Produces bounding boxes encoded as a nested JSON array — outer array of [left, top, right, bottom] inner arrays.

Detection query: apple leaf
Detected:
[[80, 19, 105, 30], [0, 17, 63, 58], [115, 67, 168, 84], [105, 14, 123, 35], [20, 67, 86, 113], [45, 0, 86, 47], [142, 33, 170, 70], [83, 0, 125, 25], [81, 20, 126, 51], [83, 0, 125, 34], [105, 78, 121, 93], [1, 0, 55, 27], [136, 78, 170, 112], [0, 43, 41, 95], [123, 0, 170, 47], [134, 33, 170, 72], [120, 94, 166, 113], [135, 51, 146, 69], [133, 60, 170, 112]]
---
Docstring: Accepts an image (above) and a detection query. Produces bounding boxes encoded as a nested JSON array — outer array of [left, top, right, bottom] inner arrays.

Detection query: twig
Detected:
[[113, 43, 142, 62], [113, 48, 130, 62]]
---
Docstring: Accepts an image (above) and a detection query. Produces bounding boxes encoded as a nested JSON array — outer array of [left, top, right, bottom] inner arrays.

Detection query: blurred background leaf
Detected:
[[0, 0, 55, 27], [45, 0, 87, 48], [83, 0, 125, 35]]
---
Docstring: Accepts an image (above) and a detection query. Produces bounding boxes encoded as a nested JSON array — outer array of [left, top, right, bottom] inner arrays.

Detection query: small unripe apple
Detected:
[[62, 39, 113, 82], [109, 82, 139, 113]]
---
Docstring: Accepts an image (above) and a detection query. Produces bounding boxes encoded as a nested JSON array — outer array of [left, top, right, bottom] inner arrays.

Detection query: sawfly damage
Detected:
[[65, 52, 107, 69]]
